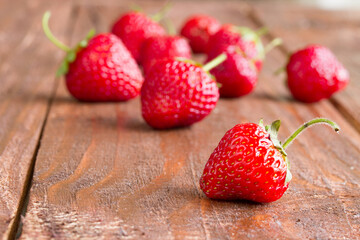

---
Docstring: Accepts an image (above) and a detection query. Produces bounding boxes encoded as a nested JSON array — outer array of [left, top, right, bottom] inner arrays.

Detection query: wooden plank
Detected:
[[252, 2, 360, 132], [21, 1, 360, 239], [0, 1, 74, 239]]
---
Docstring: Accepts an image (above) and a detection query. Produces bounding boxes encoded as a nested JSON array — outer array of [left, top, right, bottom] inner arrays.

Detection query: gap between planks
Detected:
[[5, 6, 80, 240], [246, 4, 360, 135]]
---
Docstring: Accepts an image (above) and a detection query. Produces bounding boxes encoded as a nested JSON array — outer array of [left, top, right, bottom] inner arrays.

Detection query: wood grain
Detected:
[[252, 2, 360, 132], [0, 1, 74, 239], [12, 1, 360, 239]]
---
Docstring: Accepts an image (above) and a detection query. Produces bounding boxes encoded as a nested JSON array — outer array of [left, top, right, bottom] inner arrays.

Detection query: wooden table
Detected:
[[1, 0, 359, 239]]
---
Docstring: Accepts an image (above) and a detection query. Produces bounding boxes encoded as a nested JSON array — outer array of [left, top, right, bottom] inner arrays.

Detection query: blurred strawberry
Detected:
[[286, 45, 349, 103], [141, 35, 192, 74], [207, 24, 271, 71], [43, 12, 143, 101], [111, 11, 166, 62], [180, 15, 221, 53], [210, 45, 258, 97]]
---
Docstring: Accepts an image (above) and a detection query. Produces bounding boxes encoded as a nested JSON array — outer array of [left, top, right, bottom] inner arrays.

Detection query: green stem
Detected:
[[202, 53, 227, 72], [42, 11, 71, 52], [256, 27, 268, 36], [265, 38, 282, 54], [164, 18, 176, 35], [282, 118, 340, 149], [274, 66, 285, 76], [151, 2, 172, 22], [130, 4, 142, 12]]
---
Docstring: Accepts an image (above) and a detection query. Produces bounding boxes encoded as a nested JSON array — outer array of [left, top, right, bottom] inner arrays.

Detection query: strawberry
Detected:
[[141, 35, 192, 74], [200, 118, 340, 203], [208, 45, 258, 97], [286, 45, 349, 103], [141, 54, 226, 129], [207, 24, 265, 71], [111, 11, 166, 62], [43, 12, 143, 101], [180, 15, 221, 53]]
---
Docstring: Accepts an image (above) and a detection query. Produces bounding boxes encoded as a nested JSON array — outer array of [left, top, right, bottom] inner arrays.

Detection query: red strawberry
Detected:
[[141, 54, 226, 129], [208, 24, 281, 71], [286, 45, 349, 103], [141, 35, 192, 74], [180, 15, 221, 53], [200, 118, 340, 203], [207, 25, 266, 71], [43, 12, 143, 101], [111, 11, 166, 62], [209, 45, 258, 97]]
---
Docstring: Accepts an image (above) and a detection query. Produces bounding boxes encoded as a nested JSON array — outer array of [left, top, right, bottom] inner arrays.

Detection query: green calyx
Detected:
[[234, 26, 266, 60], [260, 118, 340, 185], [42, 11, 96, 77], [232, 26, 282, 60]]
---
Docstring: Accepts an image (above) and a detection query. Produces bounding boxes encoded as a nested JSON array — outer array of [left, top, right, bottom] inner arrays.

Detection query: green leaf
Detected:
[[258, 119, 264, 127], [86, 29, 96, 40], [234, 26, 265, 60], [56, 60, 68, 77], [268, 120, 287, 156], [66, 51, 76, 62]]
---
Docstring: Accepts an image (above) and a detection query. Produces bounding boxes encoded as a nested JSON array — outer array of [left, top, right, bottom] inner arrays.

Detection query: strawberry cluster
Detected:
[[43, 6, 346, 203]]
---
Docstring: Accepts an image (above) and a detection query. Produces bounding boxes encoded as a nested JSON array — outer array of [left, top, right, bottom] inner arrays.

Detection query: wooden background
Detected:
[[0, 0, 359, 239]]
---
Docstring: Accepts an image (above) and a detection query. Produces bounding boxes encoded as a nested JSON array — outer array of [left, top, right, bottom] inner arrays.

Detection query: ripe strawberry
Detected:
[[180, 15, 221, 53], [287, 45, 349, 103], [111, 11, 166, 62], [200, 118, 340, 203], [208, 45, 258, 97], [141, 54, 226, 129], [207, 24, 264, 71], [141, 35, 192, 74], [43, 12, 143, 101]]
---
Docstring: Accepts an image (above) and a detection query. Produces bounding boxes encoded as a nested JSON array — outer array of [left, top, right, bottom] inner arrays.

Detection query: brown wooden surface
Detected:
[[0, 0, 359, 239], [0, 1, 73, 239], [252, 2, 360, 132]]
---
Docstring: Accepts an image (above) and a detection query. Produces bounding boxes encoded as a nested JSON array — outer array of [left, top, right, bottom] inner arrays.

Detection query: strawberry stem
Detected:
[[265, 38, 282, 54], [151, 2, 172, 22], [282, 118, 340, 149], [274, 66, 285, 76], [202, 53, 227, 72], [256, 27, 268, 36], [130, 4, 142, 12], [164, 18, 176, 35], [42, 11, 71, 52]]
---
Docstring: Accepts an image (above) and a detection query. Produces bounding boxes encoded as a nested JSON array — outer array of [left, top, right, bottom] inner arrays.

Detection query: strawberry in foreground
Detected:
[[141, 35, 192, 75], [209, 45, 258, 97], [287, 45, 349, 103], [43, 12, 143, 101], [111, 11, 166, 62], [180, 15, 221, 53], [200, 118, 340, 203], [141, 54, 226, 129]]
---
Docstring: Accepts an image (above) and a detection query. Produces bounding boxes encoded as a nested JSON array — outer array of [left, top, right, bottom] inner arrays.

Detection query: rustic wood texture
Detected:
[[11, 1, 360, 240], [252, 2, 360, 132], [0, 1, 73, 239]]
